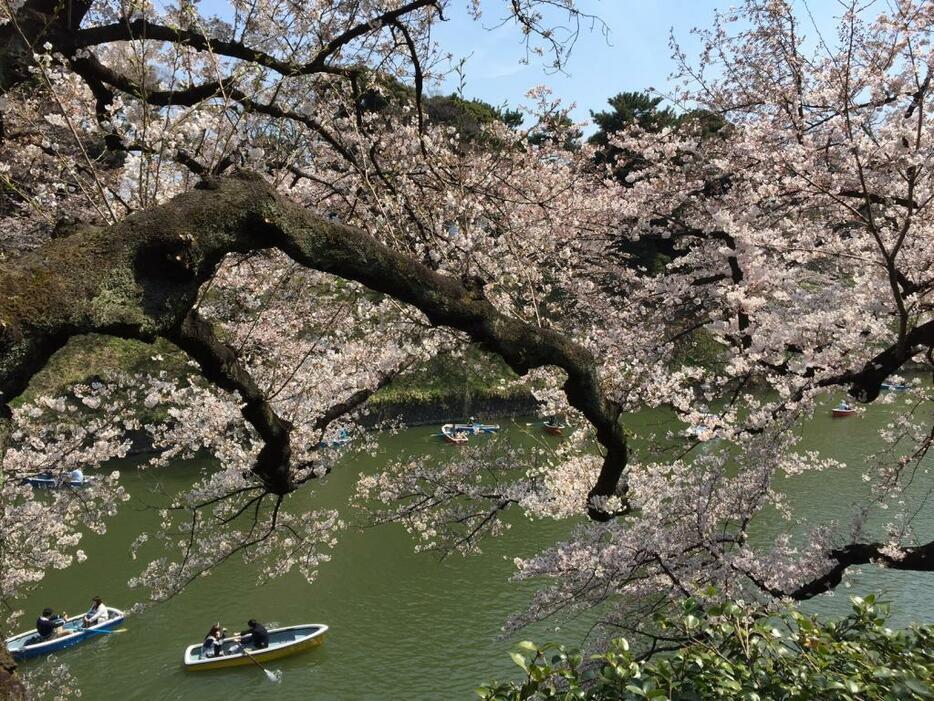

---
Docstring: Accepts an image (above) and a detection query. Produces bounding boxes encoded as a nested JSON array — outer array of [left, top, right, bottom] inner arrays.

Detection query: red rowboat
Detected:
[[543, 420, 565, 435], [831, 402, 856, 417], [440, 424, 468, 444]]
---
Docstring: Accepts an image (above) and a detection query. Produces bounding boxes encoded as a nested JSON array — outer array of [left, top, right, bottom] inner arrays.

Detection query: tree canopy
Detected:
[[0, 0, 931, 697]]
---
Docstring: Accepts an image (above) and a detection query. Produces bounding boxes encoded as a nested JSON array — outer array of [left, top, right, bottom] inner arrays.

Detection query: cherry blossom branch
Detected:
[[0, 0, 93, 92], [67, 52, 360, 169], [311, 357, 417, 433], [67, 0, 443, 81]]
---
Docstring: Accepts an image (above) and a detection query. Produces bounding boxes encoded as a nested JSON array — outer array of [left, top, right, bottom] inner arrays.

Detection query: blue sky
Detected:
[[194, 0, 843, 129], [430, 0, 841, 128]]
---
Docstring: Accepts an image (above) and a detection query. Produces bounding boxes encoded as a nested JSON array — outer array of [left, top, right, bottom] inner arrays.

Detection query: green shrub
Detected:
[[480, 595, 934, 700]]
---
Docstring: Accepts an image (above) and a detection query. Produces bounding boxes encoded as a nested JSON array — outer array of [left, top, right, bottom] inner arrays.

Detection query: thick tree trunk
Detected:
[[0, 1, 93, 93]]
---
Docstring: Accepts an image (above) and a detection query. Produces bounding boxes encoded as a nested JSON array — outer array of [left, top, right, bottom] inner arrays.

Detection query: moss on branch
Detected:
[[0, 171, 629, 517]]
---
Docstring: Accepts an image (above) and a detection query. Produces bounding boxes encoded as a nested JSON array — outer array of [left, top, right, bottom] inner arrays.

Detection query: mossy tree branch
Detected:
[[0, 171, 628, 518]]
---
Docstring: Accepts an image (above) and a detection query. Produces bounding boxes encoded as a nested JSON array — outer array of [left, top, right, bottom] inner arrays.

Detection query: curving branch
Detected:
[[790, 539, 934, 601], [312, 357, 417, 433], [168, 310, 294, 494], [68, 0, 441, 78], [822, 318, 934, 401], [0, 171, 627, 518]]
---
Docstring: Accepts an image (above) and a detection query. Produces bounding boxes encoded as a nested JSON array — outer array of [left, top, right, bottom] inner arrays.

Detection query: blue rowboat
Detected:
[[5, 608, 125, 660], [881, 382, 909, 391], [832, 402, 856, 417], [318, 429, 352, 449]]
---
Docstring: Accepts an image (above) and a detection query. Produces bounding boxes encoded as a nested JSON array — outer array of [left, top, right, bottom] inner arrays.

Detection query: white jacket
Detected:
[[85, 604, 109, 625]]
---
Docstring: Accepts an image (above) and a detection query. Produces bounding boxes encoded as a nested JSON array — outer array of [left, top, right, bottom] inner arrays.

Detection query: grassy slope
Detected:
[[368, 348, 530, 407], [15, 334, 194, 409], [17, 335, 531, 409]]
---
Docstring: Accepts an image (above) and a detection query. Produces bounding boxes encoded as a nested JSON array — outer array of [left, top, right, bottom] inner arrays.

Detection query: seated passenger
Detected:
[[202, 624, 225, 658], [82, 596, 109, 627], [68, 468, 84, 484], [239, 619, 269, 649]]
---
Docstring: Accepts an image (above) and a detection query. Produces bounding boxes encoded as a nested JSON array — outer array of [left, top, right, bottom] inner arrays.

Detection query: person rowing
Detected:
[[35, 608, 68, 641], [82, 596, 109, 628], [238, 619, 269, 650]]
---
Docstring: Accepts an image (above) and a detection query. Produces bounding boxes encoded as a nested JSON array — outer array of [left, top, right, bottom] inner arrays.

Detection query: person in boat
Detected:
[[82, 596, 109, 627], [202, 623, 226, 658], [67, 467, 84, 485], [36, 608, 69, 641], [238, 619, 270, 650]]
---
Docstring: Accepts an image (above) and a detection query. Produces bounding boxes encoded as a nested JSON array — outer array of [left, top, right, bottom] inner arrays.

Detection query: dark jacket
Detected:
[[36, 614, 64, 639], [240, 622, 269, 649]]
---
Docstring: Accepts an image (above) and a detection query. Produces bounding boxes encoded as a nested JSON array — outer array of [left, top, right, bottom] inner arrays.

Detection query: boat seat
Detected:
[[23, 635, 44, 647]]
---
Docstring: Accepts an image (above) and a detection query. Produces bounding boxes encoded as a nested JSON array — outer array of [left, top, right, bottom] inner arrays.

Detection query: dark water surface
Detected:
[[13, 396, 934, 700]]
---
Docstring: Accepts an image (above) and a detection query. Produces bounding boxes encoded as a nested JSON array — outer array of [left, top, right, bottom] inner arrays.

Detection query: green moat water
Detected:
[[12, 397, 934, 700]]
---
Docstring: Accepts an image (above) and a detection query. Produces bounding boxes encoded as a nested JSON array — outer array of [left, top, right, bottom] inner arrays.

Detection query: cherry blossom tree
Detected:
[[491, 0, 934, 636], [0, 0, 624, 693], [0, 0, 931, 696]]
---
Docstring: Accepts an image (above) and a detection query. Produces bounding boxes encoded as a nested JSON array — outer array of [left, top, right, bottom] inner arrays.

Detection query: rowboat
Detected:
[[183, 624, 328, 671], [543, 420, 565, 435], [831, 402, 856, 417], [685, 413, 717, 440], [22, 473, 95, 489], [440, 424, 468, 444], [5, 608, 125, 660], [452, 422, 500, 434], [881, 382, 908, 391], [318, 428, 351, 448]]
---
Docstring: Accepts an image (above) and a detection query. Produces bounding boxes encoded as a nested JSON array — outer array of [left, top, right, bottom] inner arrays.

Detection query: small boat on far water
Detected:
[[183, 624, 328, 671], [452, 420, 500, 435], [684, 412, 717, 440], [543, 418, 565, 435], [4, 608, 125, 660], [440, 424, 468, 444], [831, 401, 857, 417], [881, 382, 909, 391], [318, 428, 352, 448], [22, 472, 95, 489]]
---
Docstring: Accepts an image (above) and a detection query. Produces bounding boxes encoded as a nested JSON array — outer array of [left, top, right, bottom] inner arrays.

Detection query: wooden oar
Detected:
[[236, 643, 279, 682]]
